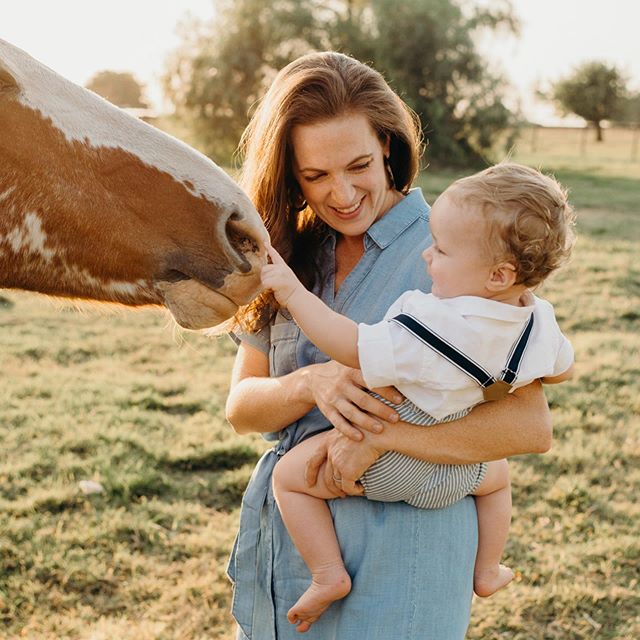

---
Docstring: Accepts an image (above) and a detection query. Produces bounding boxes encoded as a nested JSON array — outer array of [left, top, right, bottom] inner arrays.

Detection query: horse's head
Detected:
[[0, 39, 269, 329]]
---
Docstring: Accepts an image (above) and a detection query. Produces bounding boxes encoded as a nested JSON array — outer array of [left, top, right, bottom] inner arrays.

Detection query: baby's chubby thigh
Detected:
[[272, 431, 338, 501]]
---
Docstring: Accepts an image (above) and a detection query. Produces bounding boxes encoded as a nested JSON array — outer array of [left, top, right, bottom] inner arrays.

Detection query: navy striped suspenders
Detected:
[[390, 312, 535, 401]]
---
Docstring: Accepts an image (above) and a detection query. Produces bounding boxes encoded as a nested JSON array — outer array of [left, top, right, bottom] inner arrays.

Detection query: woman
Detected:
[[225, 52, 551, 640]]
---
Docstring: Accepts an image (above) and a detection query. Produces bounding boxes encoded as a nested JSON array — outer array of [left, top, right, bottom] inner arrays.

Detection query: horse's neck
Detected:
[[0, 189, 67, 296], [0, 183, 32, 290], [0, 171, 151, 303]]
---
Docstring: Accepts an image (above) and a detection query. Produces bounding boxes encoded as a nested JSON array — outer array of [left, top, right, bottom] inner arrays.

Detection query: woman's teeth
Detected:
[[334, 199, 362, 214]]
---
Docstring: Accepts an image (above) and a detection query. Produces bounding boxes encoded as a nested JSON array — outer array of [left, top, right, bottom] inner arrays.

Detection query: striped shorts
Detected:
[[359, 395, 487, 510]]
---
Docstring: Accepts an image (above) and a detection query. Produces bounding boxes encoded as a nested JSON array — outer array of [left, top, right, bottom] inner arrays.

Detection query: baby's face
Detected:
[[421, 192, 495, 299]]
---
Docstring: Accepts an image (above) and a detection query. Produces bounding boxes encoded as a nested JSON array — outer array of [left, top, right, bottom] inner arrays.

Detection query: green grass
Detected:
[[418, 168, 640, 242], [0, 304, 269, 638], [467, 240, 640, 639], [420, 127, 640, 214], [506, 126, 640, 179], [1, 131, 639, 638]]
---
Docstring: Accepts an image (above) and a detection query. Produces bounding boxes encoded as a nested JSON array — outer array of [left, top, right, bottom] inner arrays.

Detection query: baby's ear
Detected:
[[486, 262, 517, 292]]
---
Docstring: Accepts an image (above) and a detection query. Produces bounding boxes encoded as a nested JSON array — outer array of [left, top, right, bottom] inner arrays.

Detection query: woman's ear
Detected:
[[382, 134, 391, 157], [486, 262, 517, 292]]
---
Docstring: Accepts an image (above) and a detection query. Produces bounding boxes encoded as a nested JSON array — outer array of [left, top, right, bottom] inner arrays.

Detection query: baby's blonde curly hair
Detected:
[[448, 163, 576, 288]]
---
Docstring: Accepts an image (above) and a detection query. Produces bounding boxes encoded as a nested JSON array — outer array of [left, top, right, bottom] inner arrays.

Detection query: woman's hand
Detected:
[[301, 360, 402, 441], [305, 428, 385, 496]]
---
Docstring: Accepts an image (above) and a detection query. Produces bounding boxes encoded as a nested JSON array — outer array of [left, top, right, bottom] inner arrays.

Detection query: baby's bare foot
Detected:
[[474, 564, 514, 597], [287, 566, 351, 633]]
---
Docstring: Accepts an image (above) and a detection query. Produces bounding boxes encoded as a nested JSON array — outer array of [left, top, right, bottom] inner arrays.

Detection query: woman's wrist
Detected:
[[358, 425, 392, 455], [293, 364, 321, 407]]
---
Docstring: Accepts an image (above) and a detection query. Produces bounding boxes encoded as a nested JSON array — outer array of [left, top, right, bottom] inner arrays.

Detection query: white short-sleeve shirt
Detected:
[[357, 290, 573, 420]]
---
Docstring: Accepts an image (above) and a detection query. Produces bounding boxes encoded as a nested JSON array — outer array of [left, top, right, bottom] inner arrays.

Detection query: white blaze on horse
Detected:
[[0, 39, 268, 329]]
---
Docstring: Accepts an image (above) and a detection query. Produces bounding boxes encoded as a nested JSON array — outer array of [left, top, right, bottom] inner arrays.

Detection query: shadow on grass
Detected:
[[163, 444, 259, 472], [123, 394, 205, 416], [54, 346, 98, 365], [84, 440, 260, 511], [163, 445, 260, 512]]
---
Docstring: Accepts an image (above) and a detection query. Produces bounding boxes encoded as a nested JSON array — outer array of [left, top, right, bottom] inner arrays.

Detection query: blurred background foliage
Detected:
[[161, 0, 522, 167], [85, 1, 639, 169]]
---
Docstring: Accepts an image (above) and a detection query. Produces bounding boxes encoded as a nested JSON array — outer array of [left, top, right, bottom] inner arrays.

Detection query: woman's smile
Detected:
[[330, 196, 366, 219]]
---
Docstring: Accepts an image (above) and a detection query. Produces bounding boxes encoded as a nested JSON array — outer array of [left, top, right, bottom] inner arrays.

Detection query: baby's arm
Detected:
[[261, 244, 360, 368], [541, 362, 575, 384]]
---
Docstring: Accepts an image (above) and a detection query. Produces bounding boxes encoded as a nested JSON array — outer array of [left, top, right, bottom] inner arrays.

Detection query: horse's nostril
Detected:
[[225, 212, 259, 273], [226, 213, 259, 252]]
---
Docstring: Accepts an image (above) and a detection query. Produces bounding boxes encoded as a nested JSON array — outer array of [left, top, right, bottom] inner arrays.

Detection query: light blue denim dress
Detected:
[[229, 189, 477, 640]]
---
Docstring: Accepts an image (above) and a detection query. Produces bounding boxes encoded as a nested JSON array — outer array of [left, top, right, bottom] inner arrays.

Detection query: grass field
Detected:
[[1, 127, 639, 638]]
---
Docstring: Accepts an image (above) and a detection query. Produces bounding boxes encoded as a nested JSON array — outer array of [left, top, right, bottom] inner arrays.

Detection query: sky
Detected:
[[2, 0, 639, 125]]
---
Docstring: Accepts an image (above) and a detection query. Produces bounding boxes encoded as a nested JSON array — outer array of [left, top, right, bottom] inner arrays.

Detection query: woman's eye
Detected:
[[351, 161, 372, 172], [304, 174, 324, 183]]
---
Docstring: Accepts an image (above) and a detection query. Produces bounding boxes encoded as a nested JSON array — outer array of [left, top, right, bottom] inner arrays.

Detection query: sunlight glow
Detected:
[[1, 0, 638, 124]]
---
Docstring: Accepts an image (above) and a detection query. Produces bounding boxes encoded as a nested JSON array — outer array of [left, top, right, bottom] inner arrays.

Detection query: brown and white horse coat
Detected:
[[0, 39, 268, 329]]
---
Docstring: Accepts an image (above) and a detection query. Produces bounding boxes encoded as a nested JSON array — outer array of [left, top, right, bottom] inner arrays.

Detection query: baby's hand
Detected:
[[261, 243, 304, 307]]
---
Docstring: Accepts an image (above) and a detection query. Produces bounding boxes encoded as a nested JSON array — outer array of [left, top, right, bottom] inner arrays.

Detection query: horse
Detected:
[[0, 39, 268, 330]]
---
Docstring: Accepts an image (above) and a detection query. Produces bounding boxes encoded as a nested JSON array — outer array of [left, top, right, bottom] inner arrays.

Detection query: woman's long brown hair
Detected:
[[234, 51, 423, 333]]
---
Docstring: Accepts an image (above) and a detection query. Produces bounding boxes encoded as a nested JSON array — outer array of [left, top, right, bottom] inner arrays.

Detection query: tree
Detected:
[[332, 0, 520, 165], [163, 1, 327, 162], [551, 61, 627, 142], [86, 71, 148, 109], [163, 0, 519, 166]]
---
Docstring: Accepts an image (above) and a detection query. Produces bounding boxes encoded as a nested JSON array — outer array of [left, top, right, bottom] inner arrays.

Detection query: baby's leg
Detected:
[[272, 432, 351, 633], [472, 459, 514, 597]]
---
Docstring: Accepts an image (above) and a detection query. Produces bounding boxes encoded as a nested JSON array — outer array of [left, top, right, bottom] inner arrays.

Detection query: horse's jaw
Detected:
[[158, 240, 267, 330]]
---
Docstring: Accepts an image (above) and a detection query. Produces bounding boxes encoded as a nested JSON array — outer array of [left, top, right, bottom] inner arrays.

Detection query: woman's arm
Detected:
[[377, 380, 552, 463], [306, 380, 552, 493], [225, 342, 312, 434], [225, 343, 401, 436]]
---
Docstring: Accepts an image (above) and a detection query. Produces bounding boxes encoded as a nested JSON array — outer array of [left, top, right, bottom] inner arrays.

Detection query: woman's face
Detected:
[[290, 113, 399, 237]]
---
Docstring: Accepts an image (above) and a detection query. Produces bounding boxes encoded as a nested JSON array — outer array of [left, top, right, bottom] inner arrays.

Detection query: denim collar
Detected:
[[366, 188, 429, 250]]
